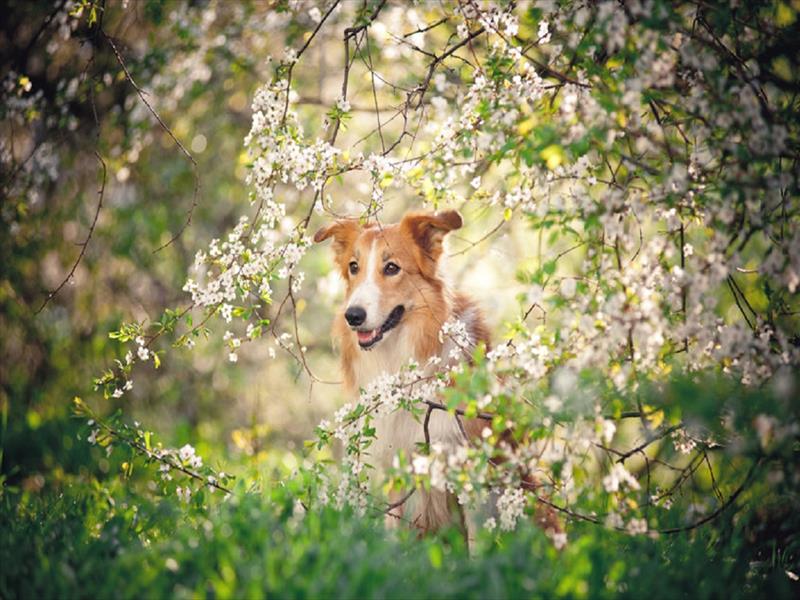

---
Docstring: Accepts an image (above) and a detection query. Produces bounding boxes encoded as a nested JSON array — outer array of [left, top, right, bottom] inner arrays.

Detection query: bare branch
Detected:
[[36, 151, 107, 314], [102, 31, 200, 253]]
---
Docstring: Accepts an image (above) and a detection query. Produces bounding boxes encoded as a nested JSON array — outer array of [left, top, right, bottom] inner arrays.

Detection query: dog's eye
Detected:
[[348, 261, 359, 275], [383, 262, 400, 276]]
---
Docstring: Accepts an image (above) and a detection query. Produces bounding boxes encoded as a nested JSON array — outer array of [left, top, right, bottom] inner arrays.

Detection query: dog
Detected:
[[315, 209, 563, 542], [314, 210, 490, 534]]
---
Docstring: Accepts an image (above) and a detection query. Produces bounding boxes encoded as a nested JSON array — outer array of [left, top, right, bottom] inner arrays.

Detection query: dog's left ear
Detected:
[[313, 219, 361, 253], [313, 219, 362, 276], [400, 210, 463, 264]]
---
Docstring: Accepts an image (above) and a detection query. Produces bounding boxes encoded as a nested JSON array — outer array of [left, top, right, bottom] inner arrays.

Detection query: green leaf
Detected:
[[428, 544, 443, 569]]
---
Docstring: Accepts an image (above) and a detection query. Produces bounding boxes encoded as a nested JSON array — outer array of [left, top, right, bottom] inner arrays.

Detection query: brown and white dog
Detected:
[[314, 210, 489, 534]]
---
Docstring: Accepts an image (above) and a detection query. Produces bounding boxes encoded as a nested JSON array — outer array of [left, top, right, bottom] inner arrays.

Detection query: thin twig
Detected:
[[616, 425, 682, 464], [385, 488, 416, 511], [102, 31, 199, 253], [94, 418, 232, 495], [36, 151, 107, 314]]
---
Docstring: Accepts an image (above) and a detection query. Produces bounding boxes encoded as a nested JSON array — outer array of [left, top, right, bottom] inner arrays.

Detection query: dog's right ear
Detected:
[[313, 219, 361, 257]]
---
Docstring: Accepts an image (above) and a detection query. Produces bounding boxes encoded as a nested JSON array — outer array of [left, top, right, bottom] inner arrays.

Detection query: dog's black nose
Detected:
[[345, 306, 366, 327]]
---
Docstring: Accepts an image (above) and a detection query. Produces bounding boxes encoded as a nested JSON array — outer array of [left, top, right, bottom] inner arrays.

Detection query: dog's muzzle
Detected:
[[355, 305, 405, 350]]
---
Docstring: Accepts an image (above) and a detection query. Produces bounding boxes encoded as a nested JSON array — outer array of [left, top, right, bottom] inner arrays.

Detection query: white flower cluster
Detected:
[[335, 96, 351, 113], [626, 517, 648, 535], [111, 379, 134, 399], [404, 442, 473, 498], [671, 428, 698, 455], [474, 5, 519, 38], [313, 359, 464, 513], [182, 76, 346, 331], [602, 463, 641, 494], [185, 216, 278, 309], [439, 318, 473, 361], [418, 41, 556, 208], [359, 152, 415, 212], [496, 487, 527, 531], [245, 81, 341, 194], [176, 486, 192, 503], [488, 333, 550, 380], [178, 443, 203, 469]]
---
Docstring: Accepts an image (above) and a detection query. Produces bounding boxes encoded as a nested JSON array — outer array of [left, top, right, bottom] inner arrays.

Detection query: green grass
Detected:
[[2, 480, 796, 600]]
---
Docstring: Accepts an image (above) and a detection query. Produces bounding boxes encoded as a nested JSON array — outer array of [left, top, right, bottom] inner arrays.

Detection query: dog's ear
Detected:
[[400, 210, 462, 265], [313, 219, 361, 250], [313, 220, 361, 276]]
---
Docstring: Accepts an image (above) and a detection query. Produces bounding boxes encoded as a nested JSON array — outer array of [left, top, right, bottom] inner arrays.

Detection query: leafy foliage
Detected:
[[2, 479, 798, 600]]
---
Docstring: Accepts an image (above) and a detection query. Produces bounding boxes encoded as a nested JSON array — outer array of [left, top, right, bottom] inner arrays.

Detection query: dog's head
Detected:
[[314, 210, 462, 350]]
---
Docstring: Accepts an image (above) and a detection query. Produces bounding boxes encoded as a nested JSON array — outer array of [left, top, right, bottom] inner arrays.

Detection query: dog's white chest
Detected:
[[351, 329, 415, 390], [352, 330, 463, 469]]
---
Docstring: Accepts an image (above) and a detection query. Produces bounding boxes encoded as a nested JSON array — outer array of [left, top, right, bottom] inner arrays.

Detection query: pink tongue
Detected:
[[357, 330, 377, 343]]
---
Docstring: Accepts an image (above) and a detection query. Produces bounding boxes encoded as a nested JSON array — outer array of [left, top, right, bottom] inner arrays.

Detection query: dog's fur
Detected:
[[314, 210, 490, 533]]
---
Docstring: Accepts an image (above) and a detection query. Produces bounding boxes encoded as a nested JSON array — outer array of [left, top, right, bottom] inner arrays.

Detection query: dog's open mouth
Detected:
[[356, 305, 405, 350]]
